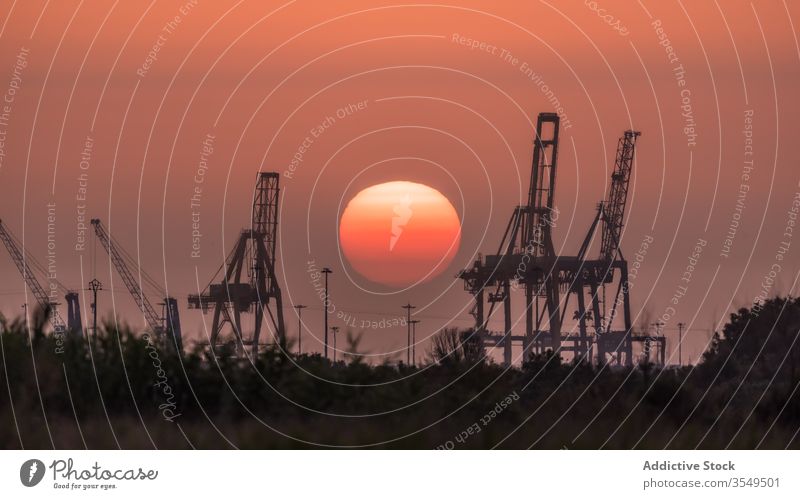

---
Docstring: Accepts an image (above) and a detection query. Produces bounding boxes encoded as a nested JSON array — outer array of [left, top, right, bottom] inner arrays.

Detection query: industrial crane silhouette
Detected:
[[91, 219, 182, 353], [459, 113, 657, 366], [564, 130, 645, 365], [188, 172, 285, 358], [458, 113, 562, 365], [0, 219, 82, 338]]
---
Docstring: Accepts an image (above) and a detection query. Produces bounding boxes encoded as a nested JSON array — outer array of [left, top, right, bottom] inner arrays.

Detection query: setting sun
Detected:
[[338, 181, 461, 287]]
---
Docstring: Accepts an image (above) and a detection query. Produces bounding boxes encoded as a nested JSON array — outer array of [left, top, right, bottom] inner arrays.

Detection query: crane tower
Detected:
[[188, 172, 286, 358]]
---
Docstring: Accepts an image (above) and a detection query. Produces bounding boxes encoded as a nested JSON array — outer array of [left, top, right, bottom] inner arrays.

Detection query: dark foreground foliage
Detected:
[[1, 297, 799, 449]]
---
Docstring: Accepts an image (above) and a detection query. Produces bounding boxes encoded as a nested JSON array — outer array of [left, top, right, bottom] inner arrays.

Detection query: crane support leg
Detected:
[[525, 283, 533, 359], [576, 283, 589, 361], [545, 276, 561, 352], [503, 279, 512, 366]]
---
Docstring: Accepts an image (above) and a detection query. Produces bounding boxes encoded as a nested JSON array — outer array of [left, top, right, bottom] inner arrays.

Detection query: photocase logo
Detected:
[[20, 459, 45, 487], [390, 193, 413, 251]]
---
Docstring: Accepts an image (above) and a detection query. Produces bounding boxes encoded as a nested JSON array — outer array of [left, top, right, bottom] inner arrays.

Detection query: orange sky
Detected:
[[0, 0, 798, 363]]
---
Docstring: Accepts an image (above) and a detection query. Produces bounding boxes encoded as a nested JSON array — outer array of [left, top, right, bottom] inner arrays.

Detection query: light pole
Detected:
[[331, 326, 339, 363], [410, 319, 420, 366], [649, 321, 665, 364], [402, 303, 415, 365], [677, 322, 685, 366], [294, 304, 307, 355], [322, 267, 332, 359], [89, 278, 102, 346]]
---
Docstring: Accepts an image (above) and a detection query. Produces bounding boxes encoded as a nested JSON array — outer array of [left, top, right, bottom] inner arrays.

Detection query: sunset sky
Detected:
[[0, 0, 798, 363]]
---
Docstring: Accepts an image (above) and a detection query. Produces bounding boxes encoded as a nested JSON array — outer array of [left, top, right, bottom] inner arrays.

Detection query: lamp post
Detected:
[[410, 319, 420, 366], [294, 304, 307, 355], [331, 326, 339, 363], [677, 322, 685, 366], [89, 278, 102, 346], [322, 267, 332, 359], [402, 303, 415, 365]]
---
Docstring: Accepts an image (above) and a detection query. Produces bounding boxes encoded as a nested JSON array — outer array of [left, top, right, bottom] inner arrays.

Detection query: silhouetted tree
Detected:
[[430, 327, 485, 366], [702, 296, 800, 382]]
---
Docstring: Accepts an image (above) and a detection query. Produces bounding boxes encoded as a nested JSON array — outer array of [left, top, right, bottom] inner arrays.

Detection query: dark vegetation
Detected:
[[1, 297, 799, 449]]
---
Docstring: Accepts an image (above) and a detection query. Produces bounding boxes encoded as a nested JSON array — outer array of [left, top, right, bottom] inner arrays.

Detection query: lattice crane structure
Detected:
[[188, 172, 285, 358], [91, 218, 182, 353], [458, 114, 660, 366], [0, 219, 82, 338]]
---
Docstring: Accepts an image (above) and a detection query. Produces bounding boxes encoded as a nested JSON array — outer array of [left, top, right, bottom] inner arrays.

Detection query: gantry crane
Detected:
[[188, 172, 285, 358], [91, 219, 182, 353], [564, 130, 641, 365], [0, 219, 82, 337], [459, 117, 653, 367], [458, 113, 563, 365]]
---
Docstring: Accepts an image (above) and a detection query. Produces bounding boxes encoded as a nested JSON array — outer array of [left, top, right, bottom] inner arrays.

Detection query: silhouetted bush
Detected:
[[430, 327, 485, 366], [0, 298, 798, 449]]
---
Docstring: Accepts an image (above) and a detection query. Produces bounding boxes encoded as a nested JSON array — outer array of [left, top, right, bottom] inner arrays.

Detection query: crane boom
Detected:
[[600, 130, 640, 262], [90, 219, 163, 334], [0, 219, 67, 333]]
